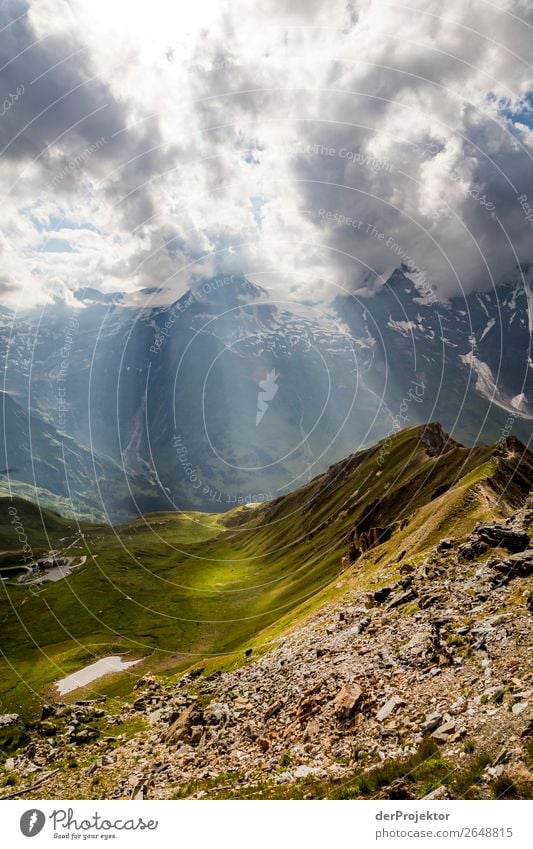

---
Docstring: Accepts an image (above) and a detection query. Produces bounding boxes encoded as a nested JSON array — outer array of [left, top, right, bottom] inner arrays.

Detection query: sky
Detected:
[[0, 0, 532, 308]]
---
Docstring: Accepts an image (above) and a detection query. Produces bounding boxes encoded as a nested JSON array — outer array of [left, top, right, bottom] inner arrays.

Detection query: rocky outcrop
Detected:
[[477, 525, 529, 553], [489, 550, 533, 586], [345, 521, 397, 563], [420, 423, 463, 457], [0, 714, 21, 727], [458, 522, 530, 561]]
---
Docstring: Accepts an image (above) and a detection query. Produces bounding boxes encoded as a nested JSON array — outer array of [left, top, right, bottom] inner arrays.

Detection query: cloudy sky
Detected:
[[0, 0, 532, 308]]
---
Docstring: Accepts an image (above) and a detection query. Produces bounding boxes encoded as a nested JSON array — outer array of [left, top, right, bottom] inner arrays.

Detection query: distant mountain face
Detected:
[[334, 270, 533, 445], [0, 391, 158, 522], [0, 272, 531, 520]]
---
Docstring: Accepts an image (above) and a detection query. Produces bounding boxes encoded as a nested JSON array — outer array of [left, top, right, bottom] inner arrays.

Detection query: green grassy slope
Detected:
[[0, 424, 530, 717]]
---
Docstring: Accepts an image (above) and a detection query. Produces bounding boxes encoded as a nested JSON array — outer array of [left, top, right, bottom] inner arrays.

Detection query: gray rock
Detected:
[[294, 765, 320, 779], [376, 696, 405, 722], [423, 785, 450, 800], [431, 720, 456, 743], [422, 714, 445, 736], [386, 589, 417, 609], [164, 704, 202, 743], [264, 700, 284, 720], [71, 726, 99, 744], [204, 702, 230, 726], [405, 630, 433, 655], [0, 714, 21, 727]]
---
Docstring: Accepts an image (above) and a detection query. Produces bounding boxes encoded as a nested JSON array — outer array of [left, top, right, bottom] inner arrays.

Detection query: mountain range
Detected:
[[1, 272, 531, 521]]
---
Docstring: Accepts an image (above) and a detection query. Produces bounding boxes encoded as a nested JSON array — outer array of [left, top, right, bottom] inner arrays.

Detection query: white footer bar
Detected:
[[2, 799, 530, 849]]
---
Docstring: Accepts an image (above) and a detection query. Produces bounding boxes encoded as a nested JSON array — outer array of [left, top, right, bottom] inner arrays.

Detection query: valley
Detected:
[[0, 423, 531, 800]]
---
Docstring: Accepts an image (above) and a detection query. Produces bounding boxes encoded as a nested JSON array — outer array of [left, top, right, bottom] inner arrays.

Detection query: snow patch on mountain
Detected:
[[477, 294, 490, 318], [387, 318, 416, 336], [479, 317, 496, 342], [524, 281, 533, 334], [511, 393, 528, 412], [460, 350, 496, 399]]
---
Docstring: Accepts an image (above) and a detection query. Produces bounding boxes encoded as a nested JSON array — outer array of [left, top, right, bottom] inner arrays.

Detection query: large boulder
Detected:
[[431, 720, 456, 743], [420, 712, 443, 734], [203, 702, 231, 726], [70, 726, 99, 744], [333, 684, 363, 719]]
